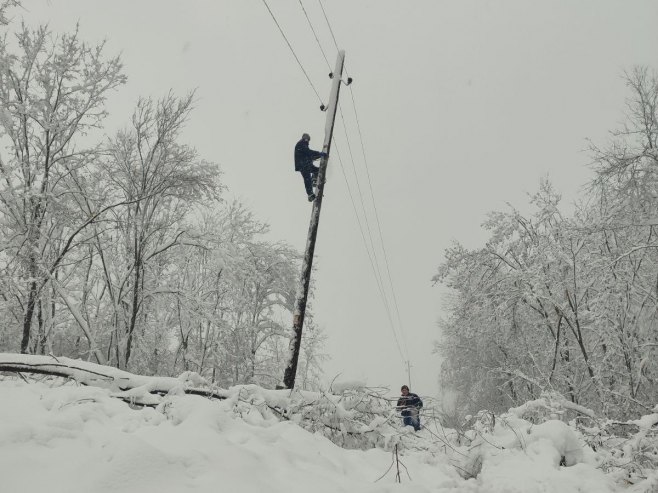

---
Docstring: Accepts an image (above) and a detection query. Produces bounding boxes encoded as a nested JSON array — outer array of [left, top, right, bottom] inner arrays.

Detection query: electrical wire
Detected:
[[337, 103, 387, 311], [316, 0, 412, 363], [331, 139, 407, 364], [261, 0, 324, 105], [335, 132, 390, 334], [297, 0, 332, 71], [317, 0, 340, 51], [334, 107, 410, 365], [347, 84, 411, 360], [262, 0, 412, 371]]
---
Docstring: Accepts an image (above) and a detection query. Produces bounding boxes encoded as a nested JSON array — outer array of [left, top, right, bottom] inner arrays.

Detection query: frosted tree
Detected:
[[435, 67, 658, 419], [0, 10, 327, 384], [91, 92, 220, 370], [164, 202, 319, 389], [0, 0, 18, 26], [0, 22, 125, 355], [585, 66, 658, 416], [434, 181, 594, 413], [199, 204, 299, 387]]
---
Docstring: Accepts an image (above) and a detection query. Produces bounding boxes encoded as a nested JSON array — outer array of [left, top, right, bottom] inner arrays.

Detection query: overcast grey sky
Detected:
[[20, 0, 658, 397]]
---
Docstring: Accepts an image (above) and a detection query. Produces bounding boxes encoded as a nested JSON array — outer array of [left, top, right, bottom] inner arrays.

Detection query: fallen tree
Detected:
[[0, 353, 228, 406]]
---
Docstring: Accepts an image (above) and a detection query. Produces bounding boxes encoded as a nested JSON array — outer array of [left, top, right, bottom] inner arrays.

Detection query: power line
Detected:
[[335, 107, 410, 365], [331, 139, 407, 364], [336, 121, 391, 338], [259, 0, 409, 367], [347, 85, 411, 360], [297, 0, 332, 70], [261, 0, 324, 104], [261, 0, 412, 374], [337, 104, 388, 311], [316, 0, 411, 364], [317, 0, 340, 51]]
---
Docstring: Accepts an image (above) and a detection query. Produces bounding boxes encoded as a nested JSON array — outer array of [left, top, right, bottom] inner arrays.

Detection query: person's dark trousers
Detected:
[[403, 415, 421, 431], [299, 164, 318, 196]]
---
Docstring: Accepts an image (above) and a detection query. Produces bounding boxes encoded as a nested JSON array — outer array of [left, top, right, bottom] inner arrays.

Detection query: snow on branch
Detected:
[[0, 353, 228, 406], [507, 391, 598, 421]]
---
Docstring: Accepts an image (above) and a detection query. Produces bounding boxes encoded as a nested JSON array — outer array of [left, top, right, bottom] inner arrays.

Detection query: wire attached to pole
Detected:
[[261, 0, 324, 106]]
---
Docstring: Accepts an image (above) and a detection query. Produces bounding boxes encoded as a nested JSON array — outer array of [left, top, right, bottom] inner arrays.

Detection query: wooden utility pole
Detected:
[[283, 50, 346, 389], [406, 360, 412, 389]]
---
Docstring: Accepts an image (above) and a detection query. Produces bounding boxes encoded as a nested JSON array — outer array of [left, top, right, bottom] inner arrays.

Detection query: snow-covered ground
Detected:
[[2, 373, 655, 493]]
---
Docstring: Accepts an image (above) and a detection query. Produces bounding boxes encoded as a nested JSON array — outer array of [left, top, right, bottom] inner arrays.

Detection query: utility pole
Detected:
[[283, 50, 346, 389], [406, 360, 413, 389]]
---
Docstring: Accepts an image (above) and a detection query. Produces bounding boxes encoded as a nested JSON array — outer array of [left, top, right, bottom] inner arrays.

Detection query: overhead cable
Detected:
[[317, 0, 340, 51], [261, 0, 324, 104], [348, 85, 411, 359], [316, 0, 411, 363], [331, 139, 407, 364], [298, 0, 332, 70]]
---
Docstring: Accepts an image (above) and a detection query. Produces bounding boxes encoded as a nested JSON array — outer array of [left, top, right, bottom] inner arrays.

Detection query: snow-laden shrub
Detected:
[[505, 392, 658, 487], [585, 406, 658, 488], [226, 384, 404, 450], [451, 392, 658, 491], [455, 397, 591, 479]]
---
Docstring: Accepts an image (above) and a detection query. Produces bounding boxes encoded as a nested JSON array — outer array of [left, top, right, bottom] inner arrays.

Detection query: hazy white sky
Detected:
[[19, 0, 658, 397]]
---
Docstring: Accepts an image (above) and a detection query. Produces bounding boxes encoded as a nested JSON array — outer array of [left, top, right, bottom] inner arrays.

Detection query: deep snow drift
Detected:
[[2, 371, 656, 493]]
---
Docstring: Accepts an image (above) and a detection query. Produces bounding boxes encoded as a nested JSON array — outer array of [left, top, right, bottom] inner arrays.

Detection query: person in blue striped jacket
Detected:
[[397, 385, 423, 431]]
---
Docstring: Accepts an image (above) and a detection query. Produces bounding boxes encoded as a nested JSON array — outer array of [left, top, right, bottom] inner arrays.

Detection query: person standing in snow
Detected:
[[397, 385, 423, 431], [294, 133, 327, 202]]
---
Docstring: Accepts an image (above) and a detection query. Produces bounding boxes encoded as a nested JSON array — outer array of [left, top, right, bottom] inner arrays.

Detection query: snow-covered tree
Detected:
[[0, 16, 326, 387], [0, 22, 125, 355], [93, 92, 220, 369], [585, 66, 658, 416], [167, 202, 314, 388], [435, 67, 658, 419]]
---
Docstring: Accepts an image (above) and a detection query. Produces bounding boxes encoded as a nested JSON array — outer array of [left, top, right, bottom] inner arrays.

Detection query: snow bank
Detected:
[[0, 363, 654, 493], [448, 396, 658, 492], [0, 378, 460, 493]]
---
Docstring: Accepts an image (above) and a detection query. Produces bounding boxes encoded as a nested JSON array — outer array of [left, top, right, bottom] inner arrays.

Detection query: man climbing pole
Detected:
[[397, 385, 423, 431], [294, 133, 327, 202]]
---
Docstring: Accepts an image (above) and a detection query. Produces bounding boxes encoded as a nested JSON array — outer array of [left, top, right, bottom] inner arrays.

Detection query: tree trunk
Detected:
[[124, 261, 142, 369], [20, 279, 38, 353]]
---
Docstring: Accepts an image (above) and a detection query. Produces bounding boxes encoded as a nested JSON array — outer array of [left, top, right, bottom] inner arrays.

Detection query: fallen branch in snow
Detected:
[[374, 451, 396, 483], [394, 444, 402, 483], [0, 353, 228, 406], [0, 360, 117, 382], [375, 444, 411, 483]]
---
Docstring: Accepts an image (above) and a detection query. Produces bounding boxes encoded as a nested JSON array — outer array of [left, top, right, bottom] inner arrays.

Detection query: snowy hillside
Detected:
[[1, 357, 656, 492]]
